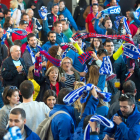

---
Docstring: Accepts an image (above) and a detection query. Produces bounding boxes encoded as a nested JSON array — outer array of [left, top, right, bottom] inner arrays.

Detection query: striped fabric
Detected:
[[65, 73, 76, 89], [78, 51, 93, 64]]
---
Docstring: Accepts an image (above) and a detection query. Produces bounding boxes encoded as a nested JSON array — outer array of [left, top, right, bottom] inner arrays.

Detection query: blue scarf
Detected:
[[84, 115, 114, 140], [63, 83, 112, 105], [11, 8, 17, 17], [114, 16, 124, 29], [3, 126, 22, 140], [100, 6, 121, 18], [26, 45, 43, 64], [123, 17, 131, 35], [133, 7, 140, 19], [123, 43, 140, 59], [38, 6, 48, 20], [1, 28, 27, 45]]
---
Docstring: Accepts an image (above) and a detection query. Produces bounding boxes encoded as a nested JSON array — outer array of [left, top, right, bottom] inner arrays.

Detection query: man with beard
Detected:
[[22, 33, 46, 70], [8, 108, 40, 139], [103, 93, 140, 140], [42, 31, 58, 52]]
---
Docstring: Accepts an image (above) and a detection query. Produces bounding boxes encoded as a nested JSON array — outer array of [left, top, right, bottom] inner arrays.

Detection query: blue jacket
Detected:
[[134, 17, 140, 26], [7, 125, 40, 140], [49, 104, 75, 140], [42, 41, 58, 52], [56, 32, 68, 45], [58, 7, 78, 31], [73, 127, 99, 140], [104, 106, 140, 140], [94, 19, 106, 43], [47, 12, 55, 30], [78, 95, 99, 128], [66, 49, 85, 72]]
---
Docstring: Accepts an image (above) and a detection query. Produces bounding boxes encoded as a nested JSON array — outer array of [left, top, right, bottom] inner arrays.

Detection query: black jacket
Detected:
[[34, 74, 65, 101], [27, 0, 44, 19], [1, 57, 27, 88], [73, 5, 87, 27], [0, 43, 8, 67]]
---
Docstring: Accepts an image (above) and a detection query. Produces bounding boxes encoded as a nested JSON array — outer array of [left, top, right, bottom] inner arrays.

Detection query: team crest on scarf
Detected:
[[123, 43, 140, 59]]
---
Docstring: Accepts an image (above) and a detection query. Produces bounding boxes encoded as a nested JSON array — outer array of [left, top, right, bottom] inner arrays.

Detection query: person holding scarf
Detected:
[[10, 0, 21, 27], [22, 33, 46, 71]]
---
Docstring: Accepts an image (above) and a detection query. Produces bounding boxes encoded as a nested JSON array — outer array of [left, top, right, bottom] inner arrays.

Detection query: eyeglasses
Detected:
[[63, 62, 71, 65], [105, 45, 114, 47]]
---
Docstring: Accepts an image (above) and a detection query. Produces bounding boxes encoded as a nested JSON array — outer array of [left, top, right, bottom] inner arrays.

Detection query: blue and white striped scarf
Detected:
[[3, 126, 22, 140], [84, 115, 114, 140], [26, 45, 43, 64], [123, 43, 140, 59], [63, 83, 112, 105]]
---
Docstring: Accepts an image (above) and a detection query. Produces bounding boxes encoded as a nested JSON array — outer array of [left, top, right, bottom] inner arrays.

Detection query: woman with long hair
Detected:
[[43, 89, 57, 109], [34, 66, 65, 101], [0, 86, 19, 129], [3, 17, 14, 30]]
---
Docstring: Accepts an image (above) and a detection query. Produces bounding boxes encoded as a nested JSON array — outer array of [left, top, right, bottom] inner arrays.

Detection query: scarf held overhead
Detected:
[[72, 33, 134, 45], [63, 83, 112, 106]]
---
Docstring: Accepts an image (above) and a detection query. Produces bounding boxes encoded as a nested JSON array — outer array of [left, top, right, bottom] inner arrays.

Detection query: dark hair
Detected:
[[119, 93, 135, 106], [106, 28, 116, 35], [104, 39, 114, 46], [43, 89, 57, 103], [90, 38, 103, 50], [14, 40, 22, 47], [19, 20, 28, 25], [78, 0, 87, 7], [53, 21, 62, 27], [3, 17, 11, 28], [58, 88, 73, 105], [21, 13, 28, 19], [97, 48, 107, 56], [0, 129, 8, 139], [123, 80, 136, 94], [3, 9, 11, 16], [52, 3, 59, 8], [19, 80, 34, 99], [104, 17, 111, 23], [60, 19, 70, 24], [10, 108, 26, 120], [60, 0, 66, 5], [47, 30, 56, 37], [58, 14, 64, 18], [83, 115, 93, 130], [27, 33, 36, 41], [3, 86, 19, 105], [48, 45, 59, 57]]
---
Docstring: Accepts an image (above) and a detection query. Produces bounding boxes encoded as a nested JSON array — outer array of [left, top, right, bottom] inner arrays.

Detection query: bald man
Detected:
[[1, 45, 27, 88]]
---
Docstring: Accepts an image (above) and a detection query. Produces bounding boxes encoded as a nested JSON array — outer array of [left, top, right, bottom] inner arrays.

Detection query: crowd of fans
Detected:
[[0, 0, 140, 139]]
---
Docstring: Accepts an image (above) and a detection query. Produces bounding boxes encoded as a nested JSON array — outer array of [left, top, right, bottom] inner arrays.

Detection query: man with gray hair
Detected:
[[128, 11, 138, 37], [26, 8, 42, 33], [1, 45, 27, 88]]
